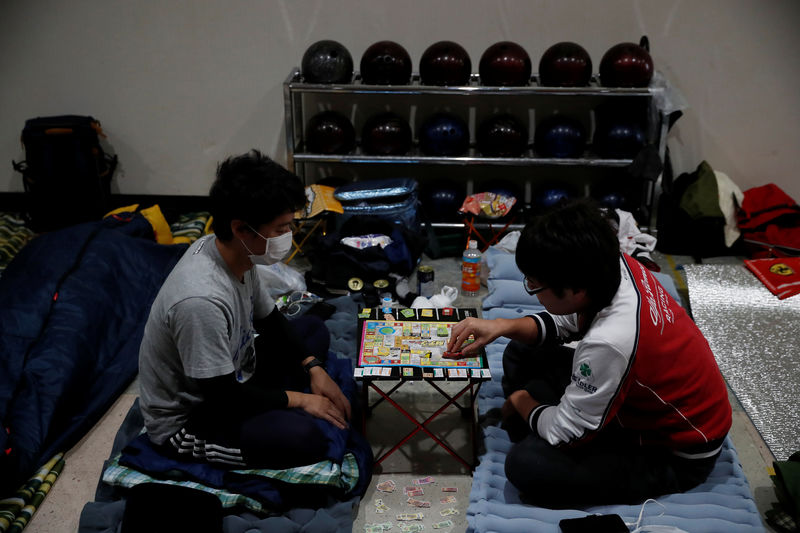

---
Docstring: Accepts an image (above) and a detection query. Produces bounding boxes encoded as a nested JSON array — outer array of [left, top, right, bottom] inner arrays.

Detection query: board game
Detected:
[[355, 307, 490, 381]]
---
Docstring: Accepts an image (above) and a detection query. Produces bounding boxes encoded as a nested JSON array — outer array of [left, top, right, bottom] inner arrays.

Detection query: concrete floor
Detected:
[[24, 251, 779, 532]]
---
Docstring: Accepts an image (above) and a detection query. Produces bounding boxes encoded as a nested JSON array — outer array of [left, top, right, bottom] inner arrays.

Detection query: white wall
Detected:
[[1, 0, 798, 200]]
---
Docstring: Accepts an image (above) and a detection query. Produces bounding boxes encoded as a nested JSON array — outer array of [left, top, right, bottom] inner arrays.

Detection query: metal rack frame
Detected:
[[283, 68, 670, 229]]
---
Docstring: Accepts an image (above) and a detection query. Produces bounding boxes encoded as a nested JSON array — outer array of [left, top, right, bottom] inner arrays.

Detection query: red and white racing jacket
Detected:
[[528, 254, 732, 459]]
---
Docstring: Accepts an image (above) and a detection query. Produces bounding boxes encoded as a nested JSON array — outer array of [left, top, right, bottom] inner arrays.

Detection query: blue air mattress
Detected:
[[467, 247, 765, 532]]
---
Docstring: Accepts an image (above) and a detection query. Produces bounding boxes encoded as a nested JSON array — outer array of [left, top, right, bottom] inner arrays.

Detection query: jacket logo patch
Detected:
[[580, 363, 592, 377]]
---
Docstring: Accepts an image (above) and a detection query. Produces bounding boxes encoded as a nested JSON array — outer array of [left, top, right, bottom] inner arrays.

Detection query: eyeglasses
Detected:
[[523, 277, 547, 296]]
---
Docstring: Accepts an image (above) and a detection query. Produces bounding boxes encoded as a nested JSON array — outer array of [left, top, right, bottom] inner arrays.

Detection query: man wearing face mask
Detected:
[[138, 149, 351, 469]]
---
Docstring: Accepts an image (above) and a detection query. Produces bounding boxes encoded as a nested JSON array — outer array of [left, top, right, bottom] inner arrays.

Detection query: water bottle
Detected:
[[461, 240, 482, 296]]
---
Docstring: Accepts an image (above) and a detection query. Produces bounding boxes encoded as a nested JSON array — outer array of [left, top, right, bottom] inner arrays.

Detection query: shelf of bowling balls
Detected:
[[291, 150, 633, 167], [284, 69, 663, 97]]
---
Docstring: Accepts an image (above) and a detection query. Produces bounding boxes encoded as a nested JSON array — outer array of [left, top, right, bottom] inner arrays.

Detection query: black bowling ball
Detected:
[[476, 114, 528, 157], [479, 41, 532, 86], [301, 40, 354, 84], [538, 41, 593, 87], [534, 115, 586, 158], [419, 41, 472, 86], [599, 39, 654, 87], [418, 113, 470, 156], [305, 111, 356, 154], [361, 112, 412, 155], [360, 40, 412, 85]]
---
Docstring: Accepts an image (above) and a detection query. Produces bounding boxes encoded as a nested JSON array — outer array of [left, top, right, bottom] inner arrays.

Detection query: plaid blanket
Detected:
[[102, 451, 359, 513], [0, 453, 64, 533], [0, 213, 34, 275]]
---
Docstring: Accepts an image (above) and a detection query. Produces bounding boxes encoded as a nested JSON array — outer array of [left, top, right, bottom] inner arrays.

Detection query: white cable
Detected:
[[626, 498, 691, 533]]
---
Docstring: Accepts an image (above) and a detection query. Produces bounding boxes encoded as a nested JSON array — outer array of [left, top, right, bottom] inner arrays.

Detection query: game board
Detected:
[[355, 307, 490, 381]]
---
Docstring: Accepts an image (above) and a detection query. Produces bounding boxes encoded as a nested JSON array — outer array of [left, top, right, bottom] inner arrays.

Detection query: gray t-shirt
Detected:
[[138, 235, 274, 445]]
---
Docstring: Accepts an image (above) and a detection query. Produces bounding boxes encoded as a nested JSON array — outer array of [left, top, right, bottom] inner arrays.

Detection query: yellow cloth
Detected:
[[103, 204, 174, 244]]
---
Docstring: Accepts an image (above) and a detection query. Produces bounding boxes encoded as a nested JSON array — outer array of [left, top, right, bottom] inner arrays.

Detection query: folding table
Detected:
[[353, 307, 491, 470]]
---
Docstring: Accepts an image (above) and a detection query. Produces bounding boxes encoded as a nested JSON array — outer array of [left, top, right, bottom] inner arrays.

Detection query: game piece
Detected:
[[375, 498, 390, 513], [440, 507, 459, 516], [405, 487, 423, 497], [414, 476, 435, 485], [442, 351, 462, 360], [432, 520, 454, 529], [377, 480, 396, 493], [396, 512, 424, 521], [441, 487, 458, 492], [440, 495, 456, 504], [406, 497, 431, 508]]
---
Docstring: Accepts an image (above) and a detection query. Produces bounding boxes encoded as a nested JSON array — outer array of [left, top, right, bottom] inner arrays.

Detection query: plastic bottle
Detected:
[[461, 240, 482, 296]]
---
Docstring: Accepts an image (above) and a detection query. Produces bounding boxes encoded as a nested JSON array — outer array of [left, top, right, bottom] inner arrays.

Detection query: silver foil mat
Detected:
[[685, 264, 800, 461]]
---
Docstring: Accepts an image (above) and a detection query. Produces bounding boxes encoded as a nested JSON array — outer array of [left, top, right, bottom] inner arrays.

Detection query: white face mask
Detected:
[[242, 226, 293, 266]]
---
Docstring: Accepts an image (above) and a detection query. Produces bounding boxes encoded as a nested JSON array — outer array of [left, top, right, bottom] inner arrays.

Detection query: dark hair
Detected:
[[209, 150, 306, 240], [515, 199, 621, 312]]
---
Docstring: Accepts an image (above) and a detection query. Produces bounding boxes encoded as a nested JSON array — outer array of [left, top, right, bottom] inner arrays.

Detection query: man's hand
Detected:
[[446, 317, 505, 355], [287, 391, 348, 430], [309, 366, 352, 422]]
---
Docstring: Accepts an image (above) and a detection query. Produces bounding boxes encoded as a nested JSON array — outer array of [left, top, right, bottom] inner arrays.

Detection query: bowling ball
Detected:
[[599, 38, 653, 87], [535, 187, 572, 209], [593, 119, 647, 158], [479, 41, 532, 86], [598, 191, 627, 209], [476, 114, 528, 157], [538, 41, 593, 87], [422, 182, 463, 221], [305, 111, 356, 154], [301, 40, 354, 84], [419, 113, 470, 156], [419, 41, 472, 86], [360, 40, 412, 85], [534, 115, 587, 158], [361, 112, 412, 155]]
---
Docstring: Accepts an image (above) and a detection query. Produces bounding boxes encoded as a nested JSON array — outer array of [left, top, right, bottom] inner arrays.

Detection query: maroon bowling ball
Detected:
[[538, 41, 593, 87], [479, 41, 532, 86], [599, 40, 654, 87], [360, 40, 412, 85], [361, 112, 412, 155], [419, 41, 472, 86], [301, 40, 354, 84], [476, 114, 528, 157], [305, 111, 356, 154]]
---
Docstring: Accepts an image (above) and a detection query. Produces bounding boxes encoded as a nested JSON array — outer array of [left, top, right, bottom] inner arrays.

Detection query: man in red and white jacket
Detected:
[[447, 200, 731, 505]]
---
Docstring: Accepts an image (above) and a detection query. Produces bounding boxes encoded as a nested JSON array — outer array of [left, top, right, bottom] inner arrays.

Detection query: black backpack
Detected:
[[12, 115, 118, 232]]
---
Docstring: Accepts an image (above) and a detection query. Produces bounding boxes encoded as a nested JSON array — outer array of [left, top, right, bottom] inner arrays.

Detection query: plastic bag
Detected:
[[256, 262, 307, 301]]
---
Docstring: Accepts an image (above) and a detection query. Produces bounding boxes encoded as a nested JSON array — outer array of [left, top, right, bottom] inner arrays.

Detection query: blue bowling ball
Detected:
[[423, 182, 464, 221], [419, 113, 469, 156], [599, 191, 627, 209], [536, 187, 572, 208], [534, 115, 587, 158], [593, 119, 646, 159]]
